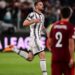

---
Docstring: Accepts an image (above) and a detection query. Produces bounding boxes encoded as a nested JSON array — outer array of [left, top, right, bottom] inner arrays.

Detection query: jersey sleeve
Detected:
[[72, 27, 75, 39], [69, 26, 74, 39], [49, 25, 53, 38], [47, 24, 53, 34], [26, 12, 34, 21]]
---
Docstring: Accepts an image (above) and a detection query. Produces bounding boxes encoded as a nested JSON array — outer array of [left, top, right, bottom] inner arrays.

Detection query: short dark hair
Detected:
[[34, 1, 43, 6], [61, 7, 72, 19]]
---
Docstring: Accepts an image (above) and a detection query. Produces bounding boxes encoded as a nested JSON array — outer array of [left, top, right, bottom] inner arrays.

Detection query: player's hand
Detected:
[[33, 19, 40, 23], [69, 58, 74, 68]]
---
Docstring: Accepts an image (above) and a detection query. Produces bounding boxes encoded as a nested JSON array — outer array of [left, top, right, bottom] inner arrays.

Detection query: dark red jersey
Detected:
[[50, 20, 74, 62], [71, 64, 75, 75]]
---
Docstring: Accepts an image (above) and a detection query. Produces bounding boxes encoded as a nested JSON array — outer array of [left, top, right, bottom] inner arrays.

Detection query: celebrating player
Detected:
[[47, 7, 74, 75], [4, 1, 47, 75]]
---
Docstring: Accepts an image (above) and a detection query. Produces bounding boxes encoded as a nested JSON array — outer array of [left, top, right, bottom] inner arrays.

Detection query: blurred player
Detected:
[[4, 1, 47, 75], [47, 7, 74, 75], [71, 63, 75, 75]]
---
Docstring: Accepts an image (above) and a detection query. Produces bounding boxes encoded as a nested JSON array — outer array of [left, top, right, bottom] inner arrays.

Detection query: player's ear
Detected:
[[67, 7, 73, 19]]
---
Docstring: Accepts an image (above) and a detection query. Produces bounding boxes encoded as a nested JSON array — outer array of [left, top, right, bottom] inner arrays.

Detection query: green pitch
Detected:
[[0, 52, 51, 75]]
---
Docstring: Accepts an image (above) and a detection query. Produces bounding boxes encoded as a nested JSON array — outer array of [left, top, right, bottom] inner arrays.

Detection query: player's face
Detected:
[[37, 2, 44, 11]]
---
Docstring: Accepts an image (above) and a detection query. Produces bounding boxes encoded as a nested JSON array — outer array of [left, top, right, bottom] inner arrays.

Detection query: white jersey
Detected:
[[26, 11, 45, 54], [26, 11, 45, 39]]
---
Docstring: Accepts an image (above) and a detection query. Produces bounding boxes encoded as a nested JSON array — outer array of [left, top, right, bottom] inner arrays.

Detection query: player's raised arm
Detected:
[[23, 17, 40, 26]]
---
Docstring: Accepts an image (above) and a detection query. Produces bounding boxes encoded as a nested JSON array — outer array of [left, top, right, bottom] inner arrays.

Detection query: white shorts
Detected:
[[29, 37, 45, 55]]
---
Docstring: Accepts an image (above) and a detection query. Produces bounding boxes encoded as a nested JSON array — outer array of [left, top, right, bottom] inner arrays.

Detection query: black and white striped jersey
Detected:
[[26, 11, 45, 39]]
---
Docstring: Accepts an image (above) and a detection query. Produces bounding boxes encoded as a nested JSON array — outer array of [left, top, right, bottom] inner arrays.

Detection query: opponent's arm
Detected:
[[46, 25, 53, 51], [46, 36, 52, 52], [69, 38, 74, 67]]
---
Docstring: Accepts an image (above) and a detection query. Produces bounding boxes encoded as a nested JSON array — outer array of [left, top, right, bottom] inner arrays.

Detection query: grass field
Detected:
[[0, 52, 51, 75], [0, 52, 75, 75]]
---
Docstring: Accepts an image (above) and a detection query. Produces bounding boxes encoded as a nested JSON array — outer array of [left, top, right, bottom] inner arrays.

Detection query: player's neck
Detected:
[[34, 9, 42, 14], [61, 18, 69, 22]]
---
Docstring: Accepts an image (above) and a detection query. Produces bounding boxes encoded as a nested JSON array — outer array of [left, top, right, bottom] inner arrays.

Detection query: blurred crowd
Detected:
[[0, 0, 34, 32], [0, 0, 75, 33]]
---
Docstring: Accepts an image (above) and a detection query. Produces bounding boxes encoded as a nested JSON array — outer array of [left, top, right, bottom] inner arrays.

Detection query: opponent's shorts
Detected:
[[29, 37, 45, 55], [51, 62, 72, 75]]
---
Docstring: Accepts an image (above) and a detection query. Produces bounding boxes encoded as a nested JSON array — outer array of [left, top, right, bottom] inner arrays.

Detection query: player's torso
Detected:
[[30, 12, 44, 38], [51, 21, 73, 61], [52, 25, 69, 49], [51, 22, 70, 50]]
